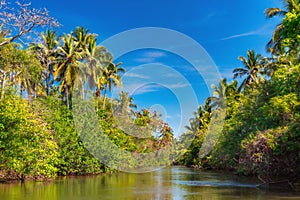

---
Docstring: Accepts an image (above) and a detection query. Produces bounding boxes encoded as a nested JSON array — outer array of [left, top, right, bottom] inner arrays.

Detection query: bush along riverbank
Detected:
[[177, 1, 300, 185], [0, 93, 174, 182]]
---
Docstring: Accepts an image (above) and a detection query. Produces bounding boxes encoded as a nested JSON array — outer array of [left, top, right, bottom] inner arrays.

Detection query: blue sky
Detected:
[[31, 0, 282, 136]]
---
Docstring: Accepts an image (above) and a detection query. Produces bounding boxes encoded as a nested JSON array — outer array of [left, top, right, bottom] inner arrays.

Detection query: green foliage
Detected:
[[199, 61, 300, 180], [0, 43, 42, 99], [0, 0, 299, 182], [37, 97, 106, 175], [179, 4, 300, 180], [282, 11, 300, 55], [0, 94, 58, 179]]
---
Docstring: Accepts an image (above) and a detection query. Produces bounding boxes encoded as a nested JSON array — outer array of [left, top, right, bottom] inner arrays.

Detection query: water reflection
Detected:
[[0, 167, 299, 200]]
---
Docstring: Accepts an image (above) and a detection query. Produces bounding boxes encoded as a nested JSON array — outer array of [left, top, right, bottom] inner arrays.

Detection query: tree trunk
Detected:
[[19, 82, 23, 98], [33, 82, 37, 99], [65, 85, 70, 108], [82, 83, 85, 100], [1, 76, 7, 99], [102, 89, 107, 109], [46, 72, 50, 96]]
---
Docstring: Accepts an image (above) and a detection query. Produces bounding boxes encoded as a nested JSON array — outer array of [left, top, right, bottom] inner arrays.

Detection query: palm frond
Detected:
[[265, 8, 287, 18]]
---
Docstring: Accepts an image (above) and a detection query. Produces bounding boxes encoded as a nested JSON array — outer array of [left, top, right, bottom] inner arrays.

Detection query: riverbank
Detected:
[[174, 164, 300, 192]]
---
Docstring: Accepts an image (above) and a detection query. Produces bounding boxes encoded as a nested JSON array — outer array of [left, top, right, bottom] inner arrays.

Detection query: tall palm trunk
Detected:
[[65, 84, 70, 108], [46, 71, 50, 96], [19, 81, 23, 98], [82, 85, 85, 100], [33, 82, 37, 99], [1, 76, 7, 99]]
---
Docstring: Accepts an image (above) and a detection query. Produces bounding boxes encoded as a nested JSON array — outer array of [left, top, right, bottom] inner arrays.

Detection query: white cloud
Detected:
[[164, 73, 181, 78], [145, 51, 166, 58], [123, 84, 162, 95], [134, 51, 166, 63], [167, 82, 190, 89], [221, 31, 259, 40], [124, 72, 149, 79], [122, 82, 189, 95], [220, 24, 274, 41], [134, 57, 156, 63], [201, 12, 217, 23]]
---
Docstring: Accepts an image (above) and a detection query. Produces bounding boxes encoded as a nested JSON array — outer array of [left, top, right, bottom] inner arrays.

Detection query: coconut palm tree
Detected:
[[185, 100, 212, 137], [29, 29, 58, 96], [72, 26, 96, 53], [100, 52, 125, 108], [84, 40, 105, 91], [233, 50, 262, 92], [207, 78, 228, 110], [53, 34, 84, 108], [113, 91, 137, 116], [265, 0, 300, 54]]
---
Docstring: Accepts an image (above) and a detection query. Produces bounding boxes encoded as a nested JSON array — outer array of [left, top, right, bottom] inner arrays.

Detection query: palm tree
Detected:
[[29, 29, 58, 96], [233, 50, 262, 92], [16, 51, 43, 99], [208, 78, 229, 110], [194, 105, 210, 130], [84, 40, 105, 91], [113, 91, 137, 116], [265, 0, 300, 54], [72, 26, 96, 53], [0, 42, 42, 99], [185, 100, 212, 136], [53, 34, 84, 108], [100, 52, 125, 108], [185, 118, 199, 134]]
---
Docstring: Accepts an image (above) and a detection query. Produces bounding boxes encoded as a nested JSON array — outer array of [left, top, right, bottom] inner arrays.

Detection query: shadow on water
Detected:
[[0, 166, 299, 200]]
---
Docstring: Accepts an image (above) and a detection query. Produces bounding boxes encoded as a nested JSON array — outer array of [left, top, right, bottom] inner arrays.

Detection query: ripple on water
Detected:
[[174, 180, 257, 188]]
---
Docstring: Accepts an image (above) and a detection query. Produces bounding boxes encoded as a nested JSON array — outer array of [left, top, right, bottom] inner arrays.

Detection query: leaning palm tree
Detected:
[[265, 0, 300, 54], [233, 50, 262, 92]]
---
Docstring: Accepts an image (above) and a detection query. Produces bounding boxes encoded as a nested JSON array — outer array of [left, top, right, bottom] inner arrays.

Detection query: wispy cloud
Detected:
[[221, 30, 259, 40], [124, 72, 149, 79], [178, 11, 218, 28], [145, 51, 166, 58], [166, 115, 173, 119], [201, 12, 217, 23], [132, 85, 159, 95], [134, 51, 166, 63], [167, 82, 190, 89], [164, 72, 181, 78], [122, 84, 161, 95], [176, 65, 197, 73], [122, 82, 189, 95], [134, 57, 156, 63], [220, 24, 274, 41]]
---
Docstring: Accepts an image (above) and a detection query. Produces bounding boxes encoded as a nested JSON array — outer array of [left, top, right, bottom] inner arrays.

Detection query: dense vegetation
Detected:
[[0, 1, 173, 181], [178, 0, 300, 182], [0, 0, 299, 183]]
